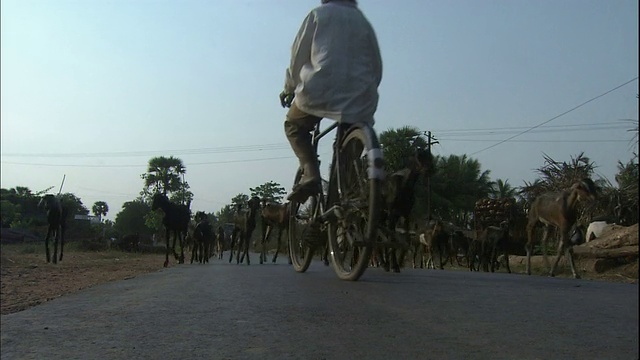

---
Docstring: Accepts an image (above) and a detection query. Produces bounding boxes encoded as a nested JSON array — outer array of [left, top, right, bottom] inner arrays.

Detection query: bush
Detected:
[[138, 244, 166, 254], [19, 244, 38, 254], [77, 237, 108, 252]]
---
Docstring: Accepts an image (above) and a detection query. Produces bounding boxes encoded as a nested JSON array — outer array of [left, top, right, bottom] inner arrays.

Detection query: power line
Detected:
[[434, 122, 629, 135], [2, 121, 632, 159], [437, 124, 630, 136], [439, 139, 626, 143], [469, 76, 639, 155], [2, 143, 291, 158], [1, 155, 297, 168]]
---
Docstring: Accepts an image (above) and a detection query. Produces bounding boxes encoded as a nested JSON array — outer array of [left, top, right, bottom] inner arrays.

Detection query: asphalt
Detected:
[[1, 253, 638, 360]]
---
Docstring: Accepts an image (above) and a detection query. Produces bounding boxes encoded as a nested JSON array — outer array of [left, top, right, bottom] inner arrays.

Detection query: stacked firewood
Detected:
[[473, 198, 517, 229]]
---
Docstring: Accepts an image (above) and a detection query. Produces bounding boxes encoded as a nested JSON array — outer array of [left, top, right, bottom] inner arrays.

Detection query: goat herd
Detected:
[[372, 177, 598, 280], [147, 171, 598, 281], [149, 193, 289, 268], [35, 148, 598, 281]]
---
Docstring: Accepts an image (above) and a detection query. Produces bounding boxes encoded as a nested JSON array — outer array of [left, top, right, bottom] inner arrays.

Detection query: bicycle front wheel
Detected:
[[288, 169, 316, 273], [327, 125, 382, 281]]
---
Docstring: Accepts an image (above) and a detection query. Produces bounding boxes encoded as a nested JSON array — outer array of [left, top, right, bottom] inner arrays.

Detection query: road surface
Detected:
[[1, 253, 638, 359]]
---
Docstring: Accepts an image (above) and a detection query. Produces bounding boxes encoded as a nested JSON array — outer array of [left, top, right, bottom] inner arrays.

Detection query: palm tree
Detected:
[[231, 193, 249, 210], [521, 152, 596, 201], [92, 201, 109, 222], [141, 156, 187, 198], [490, 179, 517, 199], [379, 126, 428, 173], [430, 154, 492, 226]]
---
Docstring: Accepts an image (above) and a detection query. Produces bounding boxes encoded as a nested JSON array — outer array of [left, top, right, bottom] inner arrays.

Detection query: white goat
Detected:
[[585, 221, 611, 242]]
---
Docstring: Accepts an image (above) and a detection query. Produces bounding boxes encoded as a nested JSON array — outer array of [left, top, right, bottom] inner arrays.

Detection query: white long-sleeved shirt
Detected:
[[284, 1, 382, 124]]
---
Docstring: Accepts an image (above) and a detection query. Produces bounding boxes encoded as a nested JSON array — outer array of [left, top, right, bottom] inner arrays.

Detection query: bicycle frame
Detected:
[[306, 121, 341, 226], [308, 121, 371, 227]]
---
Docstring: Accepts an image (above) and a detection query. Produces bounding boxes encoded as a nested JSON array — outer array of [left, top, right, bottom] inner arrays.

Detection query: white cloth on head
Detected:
[[284, 1, 382, 124]]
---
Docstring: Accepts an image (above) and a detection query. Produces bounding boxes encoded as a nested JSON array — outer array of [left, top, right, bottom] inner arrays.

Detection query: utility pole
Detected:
[[425, 131, 438, 221]]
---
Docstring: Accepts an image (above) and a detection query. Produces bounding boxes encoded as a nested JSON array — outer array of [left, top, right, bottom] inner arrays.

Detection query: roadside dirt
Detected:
[[508, 223, 639, 283], [1, 245, 169, 315]]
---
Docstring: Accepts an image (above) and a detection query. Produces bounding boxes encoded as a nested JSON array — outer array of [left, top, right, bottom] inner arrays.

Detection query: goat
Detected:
[[377, 147, 432, 273], [418, 233, 434, 269], [118, 233, 140, 253], [215, 226, 226, 259], [259, 200, 292, 265], [229, 196, 261, 265], [449, 230, 471, 267], [476, 221, 511, 273], [414, 219, 451, 269], [38, 194, 69, 264], [585, 220, 617, 242], [416, 229, 437, 269], [525, 178, 597, 279], [151, 193, 191, 268], [190, 211, 213, 264]]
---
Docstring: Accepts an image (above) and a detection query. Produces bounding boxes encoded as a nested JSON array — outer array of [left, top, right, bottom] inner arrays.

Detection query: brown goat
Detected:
[[414, 219, 450, 269], [260, 200, 292, 265], [525, 178, 597, 279], [229, 197, 261, 265]]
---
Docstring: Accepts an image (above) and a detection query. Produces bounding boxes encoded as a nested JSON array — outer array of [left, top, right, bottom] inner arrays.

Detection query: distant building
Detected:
[[74, 214, 101, 225]]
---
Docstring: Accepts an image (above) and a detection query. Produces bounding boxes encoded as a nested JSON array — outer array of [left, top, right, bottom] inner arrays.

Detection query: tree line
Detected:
[[1, 126, 637, 245]]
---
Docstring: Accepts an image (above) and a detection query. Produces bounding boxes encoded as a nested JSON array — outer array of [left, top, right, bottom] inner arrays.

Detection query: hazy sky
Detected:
[[1, 0, 638, 221]]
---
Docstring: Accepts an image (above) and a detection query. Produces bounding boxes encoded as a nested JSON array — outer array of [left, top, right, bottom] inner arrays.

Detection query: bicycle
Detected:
[[287, 120, 384, 281]]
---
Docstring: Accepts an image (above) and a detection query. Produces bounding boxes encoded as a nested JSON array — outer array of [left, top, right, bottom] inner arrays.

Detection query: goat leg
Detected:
[[272, 230, 282, 264], [382, 247, 391, 272], [246, 239, 251, 265], [565, 246, 580, 279], [58, 226, 65, 262], [178, 232, 185, 264], [504, 249, 511, 274], [236, 238, 242, 264], [548, 238, 566, 277], [164, 230, 170, 267], [525, 221, 541, 275], [391, 248, 400, 273], [45, 228, 52, 263], [52, 230, 59, 264], [262, 226, 271, 264], [490, 245, 498, 273]]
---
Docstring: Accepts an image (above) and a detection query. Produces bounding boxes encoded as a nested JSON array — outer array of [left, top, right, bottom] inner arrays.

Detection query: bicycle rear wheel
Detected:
[[288, 169, 316, 273], [327, 125, 382, 281]]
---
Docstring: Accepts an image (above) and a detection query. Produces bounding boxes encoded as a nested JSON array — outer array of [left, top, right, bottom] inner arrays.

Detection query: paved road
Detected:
[[1, 253, 638, 360]]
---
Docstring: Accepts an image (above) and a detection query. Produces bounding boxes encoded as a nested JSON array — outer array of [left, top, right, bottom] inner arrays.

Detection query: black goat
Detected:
[[151, 193, 191, 268], [377, 147, 433, 273], [38, 194, 68, 264], [472, 221, 511, 273], [191, 211, 213, 264], [229, 197, 261, 265]]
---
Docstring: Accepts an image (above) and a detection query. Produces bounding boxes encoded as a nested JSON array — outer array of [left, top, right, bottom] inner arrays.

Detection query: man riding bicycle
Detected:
[[280, 0, 383, 202]]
